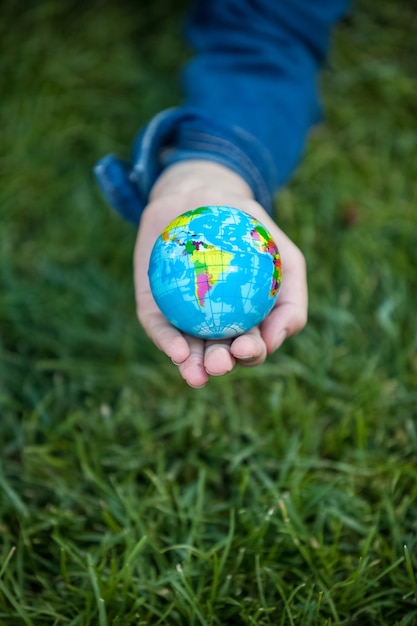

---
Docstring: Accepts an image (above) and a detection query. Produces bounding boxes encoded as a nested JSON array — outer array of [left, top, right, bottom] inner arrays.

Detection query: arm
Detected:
[[167, 0, 350, 210], [95, 0, 348, 387], [95, 0, 349, 224]]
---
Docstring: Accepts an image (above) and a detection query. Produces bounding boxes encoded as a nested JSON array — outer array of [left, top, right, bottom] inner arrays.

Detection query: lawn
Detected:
[[0, 0, 416, 624]]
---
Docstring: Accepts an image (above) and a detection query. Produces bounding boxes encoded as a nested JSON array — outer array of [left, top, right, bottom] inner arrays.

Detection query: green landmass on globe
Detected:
[[148, 205, 282, 339]]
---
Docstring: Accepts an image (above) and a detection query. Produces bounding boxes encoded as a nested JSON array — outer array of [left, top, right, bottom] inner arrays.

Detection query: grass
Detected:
[[0, 0, 416, 623]]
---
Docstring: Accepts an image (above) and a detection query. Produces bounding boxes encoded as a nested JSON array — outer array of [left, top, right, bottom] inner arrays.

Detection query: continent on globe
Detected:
[[148, 205, 282, 339], [188, 245, 234, 307], [161, 228, 234, 307], [250, 223, 282, 298]]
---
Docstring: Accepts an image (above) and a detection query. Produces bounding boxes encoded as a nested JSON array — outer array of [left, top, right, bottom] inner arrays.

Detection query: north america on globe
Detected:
[[148, 205, 282, 339]]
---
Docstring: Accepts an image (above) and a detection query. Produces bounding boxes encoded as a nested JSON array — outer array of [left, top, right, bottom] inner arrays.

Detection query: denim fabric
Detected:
[[95, 0, 350, 225]]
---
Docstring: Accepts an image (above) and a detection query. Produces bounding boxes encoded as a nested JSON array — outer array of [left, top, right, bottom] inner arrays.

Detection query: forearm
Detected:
[[167, 0, 351, 203], [95, 1, 350, 225]]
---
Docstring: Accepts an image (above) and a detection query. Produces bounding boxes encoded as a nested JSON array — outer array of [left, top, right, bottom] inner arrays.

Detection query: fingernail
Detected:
[[171, 357, 186, 366], [236, 354, 257, 362], [205, 367, 234, 376]]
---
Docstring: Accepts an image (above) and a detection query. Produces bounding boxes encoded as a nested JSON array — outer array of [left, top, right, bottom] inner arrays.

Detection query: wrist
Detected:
[[150, 160, 254, 204]]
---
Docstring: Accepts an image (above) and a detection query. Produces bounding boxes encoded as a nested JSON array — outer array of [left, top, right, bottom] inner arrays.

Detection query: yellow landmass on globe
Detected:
[[161, 214, 193, 241], [190, 248, 234, 307]]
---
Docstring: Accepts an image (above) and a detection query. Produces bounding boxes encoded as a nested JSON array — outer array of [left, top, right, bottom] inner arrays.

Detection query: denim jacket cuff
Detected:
[[94, 107, 276, 225]]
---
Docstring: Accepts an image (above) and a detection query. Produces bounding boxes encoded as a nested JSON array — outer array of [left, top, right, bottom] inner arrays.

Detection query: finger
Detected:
[[203, 339, 236, 376], [177, 335, 209, 388], [230, 326, 268, 367], [261, 252, 308, 353], [138, 300, 208, 387], [136, 295, 191, 363]]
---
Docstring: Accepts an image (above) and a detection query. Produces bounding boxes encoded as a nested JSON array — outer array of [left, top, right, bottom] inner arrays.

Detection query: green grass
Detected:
[[1, 0, 416, 624]]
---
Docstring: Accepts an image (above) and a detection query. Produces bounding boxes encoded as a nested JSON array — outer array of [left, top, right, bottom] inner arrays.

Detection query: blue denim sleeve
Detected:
[[95, 0, 349, 224]]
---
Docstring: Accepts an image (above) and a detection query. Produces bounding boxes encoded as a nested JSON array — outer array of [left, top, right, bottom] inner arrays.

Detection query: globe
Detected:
[[148, 205, 282, 339]]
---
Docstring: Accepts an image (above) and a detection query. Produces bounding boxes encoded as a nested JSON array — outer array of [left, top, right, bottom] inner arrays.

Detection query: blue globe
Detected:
[[148, 205, 282, 339]]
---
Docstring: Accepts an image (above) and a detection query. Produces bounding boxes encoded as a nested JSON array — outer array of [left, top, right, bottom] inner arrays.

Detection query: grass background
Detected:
[[0, 0, 416, 624]]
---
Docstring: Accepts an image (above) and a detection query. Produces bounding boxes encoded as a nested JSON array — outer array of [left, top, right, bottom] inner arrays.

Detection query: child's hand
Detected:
[[134, 161, 307, 388]]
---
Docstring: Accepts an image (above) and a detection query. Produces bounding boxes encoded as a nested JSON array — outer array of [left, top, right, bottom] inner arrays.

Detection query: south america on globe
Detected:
[[148, 205, 282, 339]]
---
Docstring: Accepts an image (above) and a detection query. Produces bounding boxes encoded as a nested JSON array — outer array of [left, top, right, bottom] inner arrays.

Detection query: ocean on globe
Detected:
[[148, 205, 282, 339]]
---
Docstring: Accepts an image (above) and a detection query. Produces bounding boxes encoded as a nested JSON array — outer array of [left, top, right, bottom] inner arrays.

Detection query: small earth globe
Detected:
[[148, 205, 282, 339]]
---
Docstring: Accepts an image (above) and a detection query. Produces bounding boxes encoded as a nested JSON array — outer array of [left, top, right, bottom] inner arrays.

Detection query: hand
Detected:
[[134, 161, 307, 388]]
